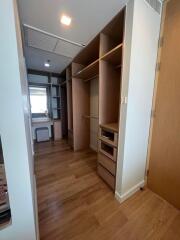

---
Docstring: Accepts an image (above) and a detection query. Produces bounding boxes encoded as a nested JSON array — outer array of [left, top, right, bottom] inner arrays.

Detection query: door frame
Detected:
[[145, 0, 169, 184]]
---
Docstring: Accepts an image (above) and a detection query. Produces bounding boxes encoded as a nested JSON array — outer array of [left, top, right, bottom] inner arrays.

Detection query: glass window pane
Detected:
[[29, 87, 48, 114]]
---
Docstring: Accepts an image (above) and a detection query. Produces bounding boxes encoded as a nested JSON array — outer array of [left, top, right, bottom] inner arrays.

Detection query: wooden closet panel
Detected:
[[74, 36, 100, 66], [67, 81, 73, 130], [148, 0, 180, 209], [66, 67, 73, 131], [99, 60, 120, 124], [100, 33, 118, 57], [60, 84, 68, 137], [72, 77, 90, 151], [90, 77, 99, 151], [53, 120, 62, 140]]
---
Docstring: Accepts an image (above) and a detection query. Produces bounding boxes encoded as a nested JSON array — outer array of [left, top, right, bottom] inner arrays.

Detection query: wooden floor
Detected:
[[35, 140, 180, 240]]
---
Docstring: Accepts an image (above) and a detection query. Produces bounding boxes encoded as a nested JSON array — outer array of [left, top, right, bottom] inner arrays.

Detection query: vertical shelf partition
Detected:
[[60, 74, 68, 138], [72, 62, 90, 151], [66, 66, 74, 147]]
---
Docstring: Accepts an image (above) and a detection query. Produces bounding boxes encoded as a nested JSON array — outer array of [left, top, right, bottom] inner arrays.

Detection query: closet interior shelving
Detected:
[[64, 8, 125, 190]]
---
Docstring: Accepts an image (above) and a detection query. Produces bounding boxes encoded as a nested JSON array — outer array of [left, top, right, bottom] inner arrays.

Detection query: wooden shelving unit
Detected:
[[73, 43, 122, 81], [28, 71, 63, 120], [98, 123, 119, 190], [72, 43, 122, 81], [50, 81, 61, 120], [73, 59, 99, 80], [66, 66, 74, 147], [100, 123, 119, 133], [27, 69, 66, 141], [97, 9, 125, 191], [101, 44, 123, 66], [64, 8, 125, 190]]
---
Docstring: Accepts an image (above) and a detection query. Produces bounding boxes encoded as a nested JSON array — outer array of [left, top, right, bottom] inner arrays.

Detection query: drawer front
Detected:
[[98, 153, 116, 176], [100, 127, 118, 147], [99, 140, 117, 161], [98, 164, 115, 190]]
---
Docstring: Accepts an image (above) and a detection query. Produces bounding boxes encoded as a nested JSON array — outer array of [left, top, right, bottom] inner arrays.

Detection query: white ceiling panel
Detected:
[[54, 40, 82, 58], [26, 29, 57, 52], [25, 47, 72, 73], [18, 0, 126, 44], [18, 0, 127, 73]]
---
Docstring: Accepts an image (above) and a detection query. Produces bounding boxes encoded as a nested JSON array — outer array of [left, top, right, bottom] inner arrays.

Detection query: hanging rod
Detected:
[[23, 24, 86, 48], [60, 81, 67, 86], [115, 64, 122, 70], [82, 115, 99, 119]]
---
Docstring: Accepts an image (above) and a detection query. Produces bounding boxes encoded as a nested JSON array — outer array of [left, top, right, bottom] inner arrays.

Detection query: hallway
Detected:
[[35, 141, 180, 240]]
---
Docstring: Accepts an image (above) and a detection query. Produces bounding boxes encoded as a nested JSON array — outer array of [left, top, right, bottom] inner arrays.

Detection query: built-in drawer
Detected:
[[99, 126, 118, 147], [99, 140, 117, 161], [98, 153, 116, 176], [98, 164, 115, 190]]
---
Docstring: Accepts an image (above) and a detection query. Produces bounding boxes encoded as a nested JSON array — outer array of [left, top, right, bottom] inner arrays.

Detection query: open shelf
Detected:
[[99, 122, 119, 147], [101, 9, 125, 54], [101, 44, 123, 66], [99, 136, 116, 148], [73, 44, 122, 80], [99, 140, 117, 161], [73, 59, 99, 80], [100, 123, 119, 133], [82, 115, 99, 119], [74, 35, 100, 66]]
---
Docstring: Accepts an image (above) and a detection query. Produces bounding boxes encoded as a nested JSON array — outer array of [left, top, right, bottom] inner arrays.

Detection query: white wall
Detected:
[[0, 0, 37, 239], [116, 0, 161, 202]]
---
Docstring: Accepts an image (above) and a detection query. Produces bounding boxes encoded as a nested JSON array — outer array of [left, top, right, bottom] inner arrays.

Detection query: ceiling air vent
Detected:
[[145, 0, 162, 15]]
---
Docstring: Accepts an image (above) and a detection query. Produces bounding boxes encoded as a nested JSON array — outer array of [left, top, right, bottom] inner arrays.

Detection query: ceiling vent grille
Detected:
[[145, 0, 162, 15]]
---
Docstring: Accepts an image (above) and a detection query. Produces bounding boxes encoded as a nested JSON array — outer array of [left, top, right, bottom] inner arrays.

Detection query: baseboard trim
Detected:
[[115, 180, 145, 203]]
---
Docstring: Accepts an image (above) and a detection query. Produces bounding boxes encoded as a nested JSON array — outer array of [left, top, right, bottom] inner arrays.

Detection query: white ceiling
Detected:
[[18, 0, 127, 73], [24, 47, 72, 73]]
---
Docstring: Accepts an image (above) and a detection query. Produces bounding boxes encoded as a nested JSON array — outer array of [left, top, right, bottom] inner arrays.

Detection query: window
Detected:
[[29, 87, 48, 118]]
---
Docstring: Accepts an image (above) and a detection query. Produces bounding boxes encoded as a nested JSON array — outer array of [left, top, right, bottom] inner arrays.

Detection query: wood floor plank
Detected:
[[35, 140, 180, 240]]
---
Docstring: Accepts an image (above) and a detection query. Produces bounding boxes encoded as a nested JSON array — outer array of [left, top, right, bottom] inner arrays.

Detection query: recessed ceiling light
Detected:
[[44, 60, 50, 68], [61, 15, 72, 26]]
